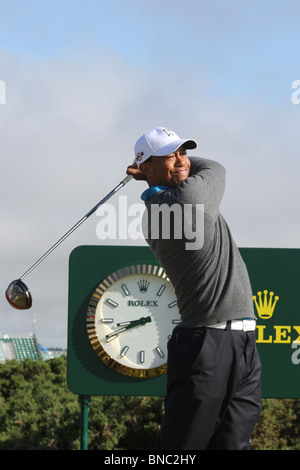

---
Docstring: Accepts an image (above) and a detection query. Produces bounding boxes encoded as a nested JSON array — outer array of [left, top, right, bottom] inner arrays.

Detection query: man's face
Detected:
[[140, 146, 191, 188]]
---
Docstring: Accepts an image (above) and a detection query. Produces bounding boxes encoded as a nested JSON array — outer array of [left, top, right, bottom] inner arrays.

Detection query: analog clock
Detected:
[[86, 264, 180, 378]]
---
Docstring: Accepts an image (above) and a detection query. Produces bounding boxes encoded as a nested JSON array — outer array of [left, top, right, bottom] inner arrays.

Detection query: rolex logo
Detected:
[[138, 280, 150, 293], [253, 290, 279, 320]]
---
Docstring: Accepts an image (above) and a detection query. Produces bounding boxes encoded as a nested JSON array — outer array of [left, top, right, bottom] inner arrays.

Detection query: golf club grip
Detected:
[[121, 174, 134, 185], [19, 174, 133, 280]]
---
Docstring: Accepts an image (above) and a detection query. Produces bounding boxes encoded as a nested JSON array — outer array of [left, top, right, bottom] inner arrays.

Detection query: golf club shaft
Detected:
[[19, 174, 133, 280]]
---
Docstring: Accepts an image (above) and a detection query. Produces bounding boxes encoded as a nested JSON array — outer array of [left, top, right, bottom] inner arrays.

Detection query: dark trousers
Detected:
[[157, 323, 262, 450]]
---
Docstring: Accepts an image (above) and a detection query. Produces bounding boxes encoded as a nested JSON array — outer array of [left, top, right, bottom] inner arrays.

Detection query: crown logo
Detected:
[[138, 279, 150, 293], [253, 290, 279, 319]]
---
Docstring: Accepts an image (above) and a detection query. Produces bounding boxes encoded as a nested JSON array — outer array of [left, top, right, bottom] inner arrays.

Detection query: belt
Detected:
[[206, 319, 256, 332]]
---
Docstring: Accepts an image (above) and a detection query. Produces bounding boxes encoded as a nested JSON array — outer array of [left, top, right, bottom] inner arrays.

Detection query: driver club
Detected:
[[5, 174, 133, 310]]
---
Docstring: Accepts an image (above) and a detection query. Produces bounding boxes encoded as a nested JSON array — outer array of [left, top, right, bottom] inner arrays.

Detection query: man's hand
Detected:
[[126, 163, 147, 181]]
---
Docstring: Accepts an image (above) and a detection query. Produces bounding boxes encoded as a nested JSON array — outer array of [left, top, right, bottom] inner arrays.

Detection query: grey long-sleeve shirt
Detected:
[[142, 157, 255, 326]]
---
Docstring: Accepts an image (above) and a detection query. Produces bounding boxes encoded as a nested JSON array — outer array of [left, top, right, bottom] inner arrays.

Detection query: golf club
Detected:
[[5, 174, 133, 310]]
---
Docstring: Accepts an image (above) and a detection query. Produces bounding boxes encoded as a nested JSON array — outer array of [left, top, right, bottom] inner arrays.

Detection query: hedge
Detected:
[[0, 357, 299, 450]]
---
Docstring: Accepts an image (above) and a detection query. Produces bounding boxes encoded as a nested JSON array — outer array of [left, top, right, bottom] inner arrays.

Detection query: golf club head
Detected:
[[5, 279, 32, 310]]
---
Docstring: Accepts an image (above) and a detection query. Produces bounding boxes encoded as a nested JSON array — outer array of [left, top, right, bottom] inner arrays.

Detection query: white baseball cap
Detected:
[[134, 127, 197, 167]]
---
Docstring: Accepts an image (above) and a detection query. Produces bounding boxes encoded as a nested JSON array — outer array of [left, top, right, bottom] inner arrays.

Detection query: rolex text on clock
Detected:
[[86, 264, 180, 378]]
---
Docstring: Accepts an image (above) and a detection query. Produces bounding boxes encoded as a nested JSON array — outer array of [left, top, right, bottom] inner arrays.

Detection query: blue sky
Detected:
[[1, 0, 299, 98], [0, 0, 299, 347]]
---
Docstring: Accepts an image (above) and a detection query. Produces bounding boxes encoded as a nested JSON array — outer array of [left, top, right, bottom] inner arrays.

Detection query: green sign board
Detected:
[[241, 248, 299, 398], [67, 245, 167, 397], [67, 246, 300, 398]]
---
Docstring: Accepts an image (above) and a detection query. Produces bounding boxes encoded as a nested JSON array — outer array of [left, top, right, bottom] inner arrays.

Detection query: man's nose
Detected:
[[174, 152, 186, 163]]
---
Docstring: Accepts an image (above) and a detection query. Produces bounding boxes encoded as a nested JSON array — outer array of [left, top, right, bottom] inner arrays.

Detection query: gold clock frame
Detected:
[[86, 264, 172, 379]]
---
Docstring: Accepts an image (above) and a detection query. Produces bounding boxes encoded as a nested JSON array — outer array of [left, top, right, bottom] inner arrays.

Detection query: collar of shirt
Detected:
[[141, 185, 170, 201]]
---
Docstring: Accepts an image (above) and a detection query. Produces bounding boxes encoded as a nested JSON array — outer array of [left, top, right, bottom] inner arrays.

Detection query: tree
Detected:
[[0, 357, 299, 450]]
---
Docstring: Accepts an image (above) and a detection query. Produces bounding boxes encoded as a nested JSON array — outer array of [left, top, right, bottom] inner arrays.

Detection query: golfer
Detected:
[[127, 127, 262, 450]]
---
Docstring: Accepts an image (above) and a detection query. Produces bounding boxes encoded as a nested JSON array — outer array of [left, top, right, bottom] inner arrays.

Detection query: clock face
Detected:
[[86, 264, 180, 378]]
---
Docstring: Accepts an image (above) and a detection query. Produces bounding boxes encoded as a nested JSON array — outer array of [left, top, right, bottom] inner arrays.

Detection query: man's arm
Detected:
[[188, 157, 226, 181], [173, 157, 226, 215]]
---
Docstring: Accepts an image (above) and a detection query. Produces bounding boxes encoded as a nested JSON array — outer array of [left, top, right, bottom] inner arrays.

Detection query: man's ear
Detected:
[[140, 161, 152, 179]]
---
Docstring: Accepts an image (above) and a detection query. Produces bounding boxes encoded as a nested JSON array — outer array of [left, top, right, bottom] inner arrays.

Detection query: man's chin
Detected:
[[172, 175, 189, 186]]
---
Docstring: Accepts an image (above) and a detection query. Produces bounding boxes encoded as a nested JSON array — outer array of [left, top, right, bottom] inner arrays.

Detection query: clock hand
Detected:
[[105, 316, 152, 342], [117, 316, 152, 327]]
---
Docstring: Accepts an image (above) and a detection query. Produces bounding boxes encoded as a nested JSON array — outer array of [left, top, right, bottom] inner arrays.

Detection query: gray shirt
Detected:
[[142, 157, 255, 326]]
